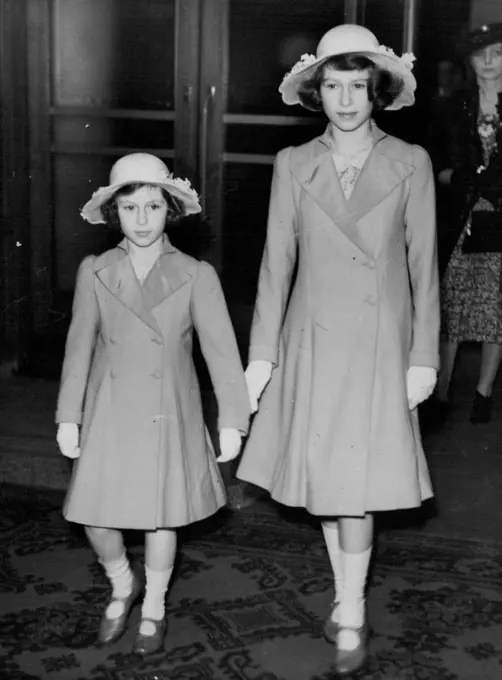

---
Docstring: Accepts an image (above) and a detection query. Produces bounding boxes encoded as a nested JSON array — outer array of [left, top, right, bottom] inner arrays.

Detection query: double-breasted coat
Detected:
[[237, 125, 440, 516], [56, 237, 249, 530]]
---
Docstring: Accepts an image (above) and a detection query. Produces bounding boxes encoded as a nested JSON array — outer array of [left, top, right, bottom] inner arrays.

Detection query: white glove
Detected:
[[245, 360, 273, 413], [56, 422, 81, 459], [216, 427, 243, 463], [406, 366, 437, 411]]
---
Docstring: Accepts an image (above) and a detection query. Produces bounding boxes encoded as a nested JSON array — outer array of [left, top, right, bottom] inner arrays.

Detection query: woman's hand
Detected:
[[56, 422, 80, 459], [406, 366, 437, 411], [245, 360, 273, 413], [216, 428, 242, 463]]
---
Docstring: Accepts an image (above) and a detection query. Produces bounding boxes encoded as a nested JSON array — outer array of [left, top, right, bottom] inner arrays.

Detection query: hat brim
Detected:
[[81, 180, 202, 224], [279, 51, 416, 111], [460, 29, 502, 59]]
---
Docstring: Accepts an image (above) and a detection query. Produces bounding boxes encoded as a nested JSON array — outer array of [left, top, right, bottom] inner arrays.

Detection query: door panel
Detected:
[[52, 0, 176, 110], [361, 0, 405, 52]]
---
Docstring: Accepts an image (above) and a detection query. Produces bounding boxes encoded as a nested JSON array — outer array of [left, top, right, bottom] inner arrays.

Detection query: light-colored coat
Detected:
[[56, 238, 249, 530], [237, 126, 440, 516]]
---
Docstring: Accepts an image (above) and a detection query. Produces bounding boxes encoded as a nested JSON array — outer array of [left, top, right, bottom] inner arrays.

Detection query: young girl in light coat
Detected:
[[56, 152, 249, 655]]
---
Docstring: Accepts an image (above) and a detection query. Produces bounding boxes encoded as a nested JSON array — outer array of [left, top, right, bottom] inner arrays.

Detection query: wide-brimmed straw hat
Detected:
[[459, 22, 502, 58], [279, 24, 417, 111], [81, 153, 201, 224]]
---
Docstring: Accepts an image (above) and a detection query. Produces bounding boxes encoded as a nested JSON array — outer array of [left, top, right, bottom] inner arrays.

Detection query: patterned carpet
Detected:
[[1, 485, 502, 680]]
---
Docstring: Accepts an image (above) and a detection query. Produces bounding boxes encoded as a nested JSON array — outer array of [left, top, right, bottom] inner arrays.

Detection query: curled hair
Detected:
[[101, 183, 186, 230], [297, 54, 404, 113]]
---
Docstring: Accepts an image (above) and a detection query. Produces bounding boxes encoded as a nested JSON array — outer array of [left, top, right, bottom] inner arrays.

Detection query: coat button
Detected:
[[109, 337, 117, 344], [366, 294, 377, 305], [151, 336, 163, 345], [365, 261, 376, 270], [110, 370, 116, 379], [151, 369, 162, 379]]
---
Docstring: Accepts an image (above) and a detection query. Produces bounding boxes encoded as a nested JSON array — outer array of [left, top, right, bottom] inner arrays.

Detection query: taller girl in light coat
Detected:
[[231, 25, 440, 676]]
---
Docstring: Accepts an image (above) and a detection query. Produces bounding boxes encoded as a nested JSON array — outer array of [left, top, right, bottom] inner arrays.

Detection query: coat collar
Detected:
[[94, 235, 193, 335], [290, 123, 415, 256]]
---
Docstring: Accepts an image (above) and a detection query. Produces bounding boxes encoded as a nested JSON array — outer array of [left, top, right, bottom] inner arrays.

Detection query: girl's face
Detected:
[[320, 67, 373, 133], [116, 185, 168, 248], [471, 42, 502, 82]]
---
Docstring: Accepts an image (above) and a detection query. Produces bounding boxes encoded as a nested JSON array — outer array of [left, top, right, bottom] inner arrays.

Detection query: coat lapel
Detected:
[[346, 143, 414, 220], [291, 128, 349, 226], [303, 151, 372, 257], [95, 237, 192, 336], [141, 253, 193, 311], [290, 124, 414, 257]]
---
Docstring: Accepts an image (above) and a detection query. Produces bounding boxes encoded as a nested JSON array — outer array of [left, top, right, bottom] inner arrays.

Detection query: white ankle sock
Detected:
[[100, 552, 134, 619], [322, 522, 344, 621], [337, 545, 372, 650], [139, 566, 173, 635]]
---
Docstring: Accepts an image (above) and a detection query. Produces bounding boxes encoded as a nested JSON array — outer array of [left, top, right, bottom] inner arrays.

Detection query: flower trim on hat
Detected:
[[280, 53, 317, 87], [86, 173, 198, 199], [168, 175, 200, 202], [398, 52, 416, 70], [80, 172, 200, 223], [158, 170, 200, 203], [376, 45, 416, 71], [291, 53, 318, 74], [281, 45, 416, 89]]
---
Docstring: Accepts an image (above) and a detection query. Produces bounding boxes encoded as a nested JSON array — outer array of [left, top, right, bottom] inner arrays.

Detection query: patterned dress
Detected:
[[441, 111, 502, 343]]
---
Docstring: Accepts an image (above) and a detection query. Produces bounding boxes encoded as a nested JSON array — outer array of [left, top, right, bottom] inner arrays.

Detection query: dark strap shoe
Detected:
[[132, 618, 167, 656], [334, 621, 369, 676], [97, 577, 142, 646]]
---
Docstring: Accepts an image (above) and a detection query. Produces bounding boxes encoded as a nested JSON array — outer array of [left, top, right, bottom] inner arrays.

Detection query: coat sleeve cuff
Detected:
[[409, 351, 440, 371], [248, 344, 278, 366], [217, 415, 249, 436], [55, 410, 82, 425]]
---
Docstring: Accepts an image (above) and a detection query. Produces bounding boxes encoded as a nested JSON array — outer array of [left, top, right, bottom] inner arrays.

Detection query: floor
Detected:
[[1, 342, 502, 679]]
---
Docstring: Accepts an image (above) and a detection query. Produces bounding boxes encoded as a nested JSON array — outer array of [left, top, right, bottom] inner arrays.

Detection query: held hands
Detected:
[[216, 428, 243, 463], [406, 366, 437, 411], [56, 422, 80, 459], [245, 360, 273, 413]]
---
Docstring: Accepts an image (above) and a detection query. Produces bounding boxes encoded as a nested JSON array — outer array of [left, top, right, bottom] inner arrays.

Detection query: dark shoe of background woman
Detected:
[[470, 390, 493, 424]]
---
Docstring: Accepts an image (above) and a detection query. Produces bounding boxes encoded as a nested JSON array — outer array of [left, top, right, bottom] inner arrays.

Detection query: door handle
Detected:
[[200, 85, 216, 210], [183, 85, 193, 104]]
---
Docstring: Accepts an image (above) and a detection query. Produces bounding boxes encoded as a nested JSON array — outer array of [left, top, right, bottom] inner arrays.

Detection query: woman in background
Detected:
[[437, 23, 502, 423]]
